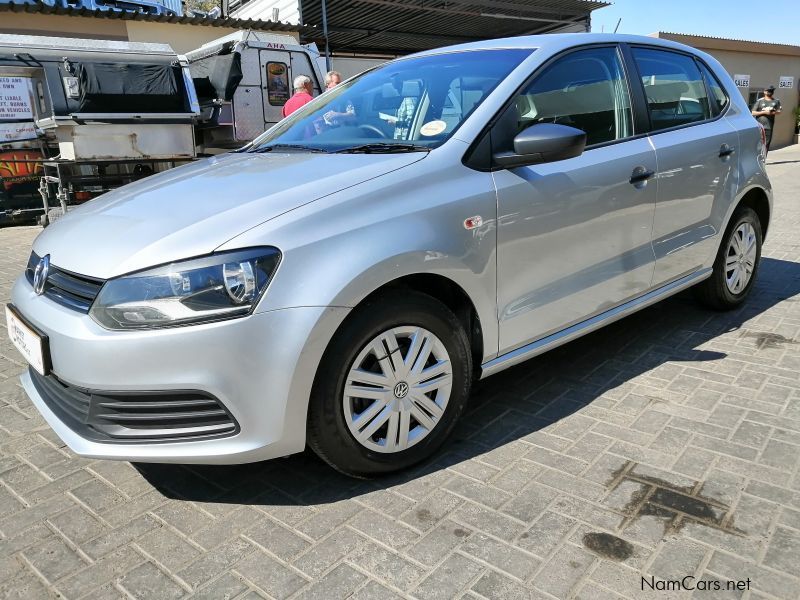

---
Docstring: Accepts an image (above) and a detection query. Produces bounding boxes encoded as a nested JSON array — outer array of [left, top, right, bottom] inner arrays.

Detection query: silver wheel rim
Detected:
[[343, 326, 452, 453], [725, 222, 757, 295]]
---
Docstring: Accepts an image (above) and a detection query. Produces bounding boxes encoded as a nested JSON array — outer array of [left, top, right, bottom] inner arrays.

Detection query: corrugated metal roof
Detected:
[[299, 0, 608, 53], [0, 2, 305, 33]]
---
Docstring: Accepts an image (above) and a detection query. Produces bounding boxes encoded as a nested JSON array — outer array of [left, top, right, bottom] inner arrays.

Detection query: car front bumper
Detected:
[[11, 275, 349, 464]]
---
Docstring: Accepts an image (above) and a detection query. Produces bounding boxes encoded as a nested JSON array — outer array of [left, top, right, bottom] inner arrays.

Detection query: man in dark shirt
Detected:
[[751, 85, 782, 151]]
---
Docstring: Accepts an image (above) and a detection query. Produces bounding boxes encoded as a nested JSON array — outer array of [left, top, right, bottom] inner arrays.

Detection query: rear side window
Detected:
[[632, 47, 711, 131], [698, 62, 729, 115], [501, 46, 633, 147]]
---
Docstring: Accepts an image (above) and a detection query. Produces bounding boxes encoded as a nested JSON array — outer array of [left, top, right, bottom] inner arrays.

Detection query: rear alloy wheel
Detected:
[[307, 291, 472, 477], [724, 221, 758, 295], [695, 206, 762, 310]]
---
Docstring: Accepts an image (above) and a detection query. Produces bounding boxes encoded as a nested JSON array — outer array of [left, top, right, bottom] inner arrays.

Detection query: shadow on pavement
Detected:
[[135, 257, 800, 505]]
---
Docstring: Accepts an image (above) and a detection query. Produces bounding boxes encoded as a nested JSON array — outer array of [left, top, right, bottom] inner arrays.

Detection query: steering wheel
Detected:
[[358, 124, 388, 139]]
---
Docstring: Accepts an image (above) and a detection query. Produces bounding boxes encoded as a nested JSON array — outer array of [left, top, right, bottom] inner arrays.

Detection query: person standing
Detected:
[[325, 71, 342, 90], [321, 70, 355, 127], [282, 75, 314, 118], [752, 85, 782, 151]]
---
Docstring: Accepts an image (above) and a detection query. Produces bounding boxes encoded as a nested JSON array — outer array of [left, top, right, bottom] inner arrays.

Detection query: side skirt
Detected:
[[480, 268, 712, 379]]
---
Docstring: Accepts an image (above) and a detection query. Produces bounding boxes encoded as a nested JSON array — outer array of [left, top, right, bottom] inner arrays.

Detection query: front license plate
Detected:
[[5, 304, 49, 375]]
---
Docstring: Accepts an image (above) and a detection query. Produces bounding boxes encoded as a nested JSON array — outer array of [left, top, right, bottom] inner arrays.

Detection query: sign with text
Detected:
[[779, 76, 794, 89], [733, 74, 750, 88], [0, 76, 33, 121], [0, 122, 37, 142]]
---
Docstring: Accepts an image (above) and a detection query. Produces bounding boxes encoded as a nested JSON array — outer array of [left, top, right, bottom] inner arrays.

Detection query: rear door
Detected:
[[630, 46, 739, 285]]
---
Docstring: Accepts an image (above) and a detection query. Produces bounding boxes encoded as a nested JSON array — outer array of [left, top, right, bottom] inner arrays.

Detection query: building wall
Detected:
[[0, 13, 128, 40], [0, 14, 299, 55], [697, 48, 798, 148], [126, 21, 289, 54]]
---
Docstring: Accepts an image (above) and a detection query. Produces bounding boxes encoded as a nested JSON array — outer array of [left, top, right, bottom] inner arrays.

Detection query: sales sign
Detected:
[[733, 74, 750, 88], [0, 76, 33, 121], [779, 76, 794, 89]]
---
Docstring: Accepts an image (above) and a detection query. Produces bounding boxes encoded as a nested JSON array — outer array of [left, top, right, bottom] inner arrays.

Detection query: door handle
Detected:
[[629, 167, 655, 185], [719, 144, 736, 157]]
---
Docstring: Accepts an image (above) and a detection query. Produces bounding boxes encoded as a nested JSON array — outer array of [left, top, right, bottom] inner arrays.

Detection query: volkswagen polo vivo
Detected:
[[7, 34, 771, 476]]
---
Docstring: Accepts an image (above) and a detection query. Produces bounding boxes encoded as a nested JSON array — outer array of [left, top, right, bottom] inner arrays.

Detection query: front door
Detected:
[[494, 45, 658, 354]]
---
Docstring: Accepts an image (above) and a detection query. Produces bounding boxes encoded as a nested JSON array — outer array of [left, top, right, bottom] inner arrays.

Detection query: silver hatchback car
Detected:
[[8, 34, 771, 476]]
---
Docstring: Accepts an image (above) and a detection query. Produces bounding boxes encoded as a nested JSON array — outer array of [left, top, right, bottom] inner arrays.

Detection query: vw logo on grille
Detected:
[[393, 381, 409, 399], [33, 254, 50, 296]]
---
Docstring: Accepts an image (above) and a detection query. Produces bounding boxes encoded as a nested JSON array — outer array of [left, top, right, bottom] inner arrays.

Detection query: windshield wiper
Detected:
[[252, 144, 329, 153], [335, 143, 431, 154]]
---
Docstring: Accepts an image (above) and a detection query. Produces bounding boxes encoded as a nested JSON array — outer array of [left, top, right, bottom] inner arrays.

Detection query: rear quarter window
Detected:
[[697, 62, 729, 115]]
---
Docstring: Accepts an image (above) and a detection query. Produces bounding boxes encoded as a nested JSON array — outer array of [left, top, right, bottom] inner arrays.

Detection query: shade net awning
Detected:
[[298, 0, 608, 54]]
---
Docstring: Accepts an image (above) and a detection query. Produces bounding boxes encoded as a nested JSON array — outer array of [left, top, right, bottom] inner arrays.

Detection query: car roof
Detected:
[[410, 33, 703, 58]]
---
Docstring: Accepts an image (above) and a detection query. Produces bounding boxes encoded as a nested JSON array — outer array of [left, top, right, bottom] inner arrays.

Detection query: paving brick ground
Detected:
[[1, 145, 799, 600]]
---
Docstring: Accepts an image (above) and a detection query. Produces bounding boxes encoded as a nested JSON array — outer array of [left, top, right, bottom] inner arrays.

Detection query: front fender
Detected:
[[218, 151, 500, 363]]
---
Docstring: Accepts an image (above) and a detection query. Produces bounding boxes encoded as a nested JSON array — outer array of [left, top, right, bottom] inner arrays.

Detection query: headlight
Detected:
[[90, 248, 281, 330]]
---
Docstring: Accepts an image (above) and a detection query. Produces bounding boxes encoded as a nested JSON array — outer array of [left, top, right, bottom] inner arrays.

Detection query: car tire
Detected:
[[694, 206, 762, 310], [307, 291, 472, 477]]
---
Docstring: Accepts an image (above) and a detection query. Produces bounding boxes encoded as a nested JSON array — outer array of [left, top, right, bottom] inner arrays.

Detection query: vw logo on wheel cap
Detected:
[[393, 381, 409, 399], [33, 254, 50, 295]]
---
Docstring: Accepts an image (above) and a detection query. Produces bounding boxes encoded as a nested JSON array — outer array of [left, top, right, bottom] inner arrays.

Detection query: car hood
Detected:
[[33, 151, 426, 279]]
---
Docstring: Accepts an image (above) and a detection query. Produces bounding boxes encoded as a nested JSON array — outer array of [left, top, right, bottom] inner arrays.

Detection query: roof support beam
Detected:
[[306, 25, 480, 45], [345, 0, 582, 25], [427, 0, 597, 18]]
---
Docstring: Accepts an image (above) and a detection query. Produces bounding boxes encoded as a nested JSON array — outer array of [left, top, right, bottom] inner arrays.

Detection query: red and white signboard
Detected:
[[0, 76, 33, 121]]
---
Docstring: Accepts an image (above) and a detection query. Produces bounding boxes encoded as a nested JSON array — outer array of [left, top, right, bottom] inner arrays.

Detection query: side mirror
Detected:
[[493, 123, 587, 169]]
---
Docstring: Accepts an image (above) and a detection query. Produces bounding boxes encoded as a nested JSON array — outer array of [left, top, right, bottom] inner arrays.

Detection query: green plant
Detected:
[[794, 105, 800, 134]]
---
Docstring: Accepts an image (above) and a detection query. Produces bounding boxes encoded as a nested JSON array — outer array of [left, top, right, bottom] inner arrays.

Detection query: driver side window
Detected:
[[495, 46, 634, 151]]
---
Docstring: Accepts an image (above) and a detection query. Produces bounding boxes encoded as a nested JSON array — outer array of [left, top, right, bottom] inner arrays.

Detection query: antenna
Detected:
[[614, 18, 622, 33]]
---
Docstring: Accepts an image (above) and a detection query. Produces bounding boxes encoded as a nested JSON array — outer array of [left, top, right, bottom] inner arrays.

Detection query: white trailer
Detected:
[[186, 30, 325, 151]]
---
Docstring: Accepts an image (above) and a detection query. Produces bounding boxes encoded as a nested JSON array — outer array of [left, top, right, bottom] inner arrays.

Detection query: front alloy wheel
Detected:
[[307, 291, 472, 477], [343, 326, 452, 453]]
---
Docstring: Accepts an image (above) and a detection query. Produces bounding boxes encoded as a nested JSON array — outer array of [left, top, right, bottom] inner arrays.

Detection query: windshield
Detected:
[[249, 49, 533, 153]]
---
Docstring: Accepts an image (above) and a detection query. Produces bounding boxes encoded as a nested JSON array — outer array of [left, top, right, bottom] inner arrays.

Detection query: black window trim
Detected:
[[463, 42, 650, 172], [625, 43, 731, 137]]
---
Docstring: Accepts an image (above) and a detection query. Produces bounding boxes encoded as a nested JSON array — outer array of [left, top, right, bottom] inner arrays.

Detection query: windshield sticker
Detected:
[[420, 120, 447, 136]]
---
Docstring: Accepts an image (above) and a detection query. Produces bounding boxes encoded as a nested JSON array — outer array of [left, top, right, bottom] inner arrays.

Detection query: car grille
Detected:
[[29, 368, 239, 443], [26, 252, 105, 313]]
